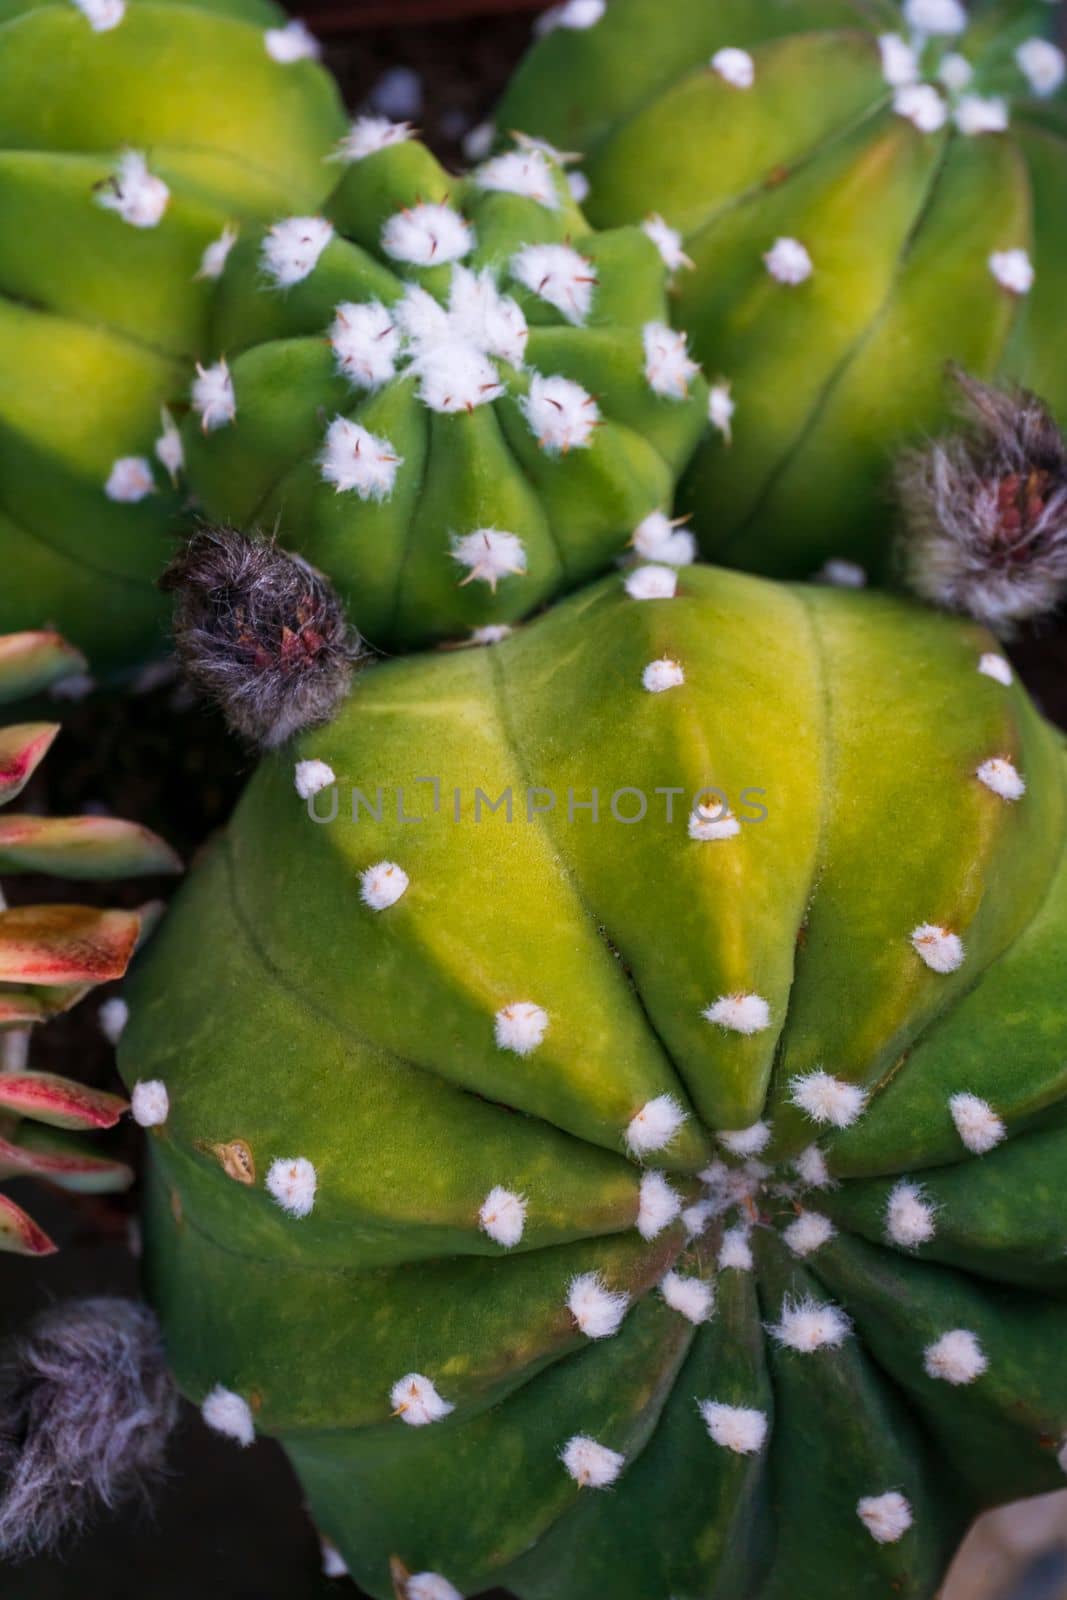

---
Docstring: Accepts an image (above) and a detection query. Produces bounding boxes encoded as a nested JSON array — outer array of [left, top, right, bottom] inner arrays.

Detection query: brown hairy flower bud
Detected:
[[895, 368, 1067, 633], [162, 526, 368, 746]]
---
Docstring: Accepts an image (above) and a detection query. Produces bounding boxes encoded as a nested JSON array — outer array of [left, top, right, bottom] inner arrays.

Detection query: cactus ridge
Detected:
[[181, 130, 711, 652], [496, 0, 1067, 584], [121, 566, 1067, 1599]]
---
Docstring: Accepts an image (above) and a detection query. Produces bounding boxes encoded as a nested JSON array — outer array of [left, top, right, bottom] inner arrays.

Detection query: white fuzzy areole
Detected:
[[903, 0, 966, 34], [703, 993, 771, 1035], [360, 861, 409, 912], [560, 1434, 624, 1488], [336, 116, 414, 163], [976, 757, 1026, 802], [949, 1091, 1006, 1155], [878, 33, 920, 87], [201, 1385, 254, 1446], [769, 1293, 851, 1353], [382, 203, 473, 267], [98, 996, 129, 1045], [624, 563, 678, 601], [320, 417, 403, 500], [407, 1574, 464, 1600], [789, 1069, 867, 1129], [793, 1145, 833, 1189], [105, 455, 154, 503], [261, 216, 334, 287], [782, 1211, 836, 1259], [452, 529, 527, 591], [632, 511, 695, 566], [700, 1401, 768, 1455], [191, 359, 236, 432], [893, 84, 949, 133], [97, 151, 169, 228], [511, 242, 597, 325], [637, 1171, 682, 1239], [265, 19, 320, 62], [911, 923, 965, 974], [660, 1270, 715, 1324], [626, 1094, 688, 1156], [708, 382, 736, 441], [131, 1078, 168, 1127], [390, 1373, 454, 1425], [989, 249, 1035, 296], [642, 214, 692, 274], [938, 52, 974, 92], [643, 322, 701, 400], [448, 266, 529, 365], [72, 0, 126, 31], [266, 1156, 317, 1218], [978, 653, 1013, 686], [885, 1180, 937, 1248], [923, 1328, 988, 1385], [475, 149, 560, 210], [764, 237, 813, 285], [155, 408, 184, 483], [682, 1199, 715, 1238], [535, 0, 605, 34], [479, 1186, 527, 1247], [330, 300, 400, 390], [642, 657, 685, 694], [1017, 39, 1066, 97], [494, 1001, 549, 1055], [689, 802, 741, 842], [294, 758, 336, 799], [718, 1121, 771, 1157], [196, 225, 238, 282], [521, 372, 600, 453], [817, 558, 867, 589], [711, 47, 755, 89], [408, 342, 503, 417], [718, 1226, 753, 1272], [857, 1491, 914, 1544], [955, 95, 1009, 135], [469, 624, 513, 645], [567, 1271, 630, 1339]]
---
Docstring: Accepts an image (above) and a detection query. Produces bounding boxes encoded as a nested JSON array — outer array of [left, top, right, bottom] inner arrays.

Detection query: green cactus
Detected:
[[0, 630, 181, 1255], [180, 130, 711, 650], [0, 0, 346, 672], [497, 0, 1067, 585], [120, 562, 1067, 1599]]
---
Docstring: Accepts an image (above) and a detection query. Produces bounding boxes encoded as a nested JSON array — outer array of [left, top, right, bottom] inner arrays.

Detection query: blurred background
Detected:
[[1, 0, 1065, 1595]]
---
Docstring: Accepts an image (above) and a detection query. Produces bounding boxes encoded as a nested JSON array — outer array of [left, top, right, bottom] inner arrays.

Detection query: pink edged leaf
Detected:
[[0, 815, 183, 878], [0, 1192, 57, 1256], [0, 905, 142, 986], [0, 1070, 127, 1130], [0, 632, 86, 705], [0, 1128, 134, 1194], [0, 723, 59, 804]]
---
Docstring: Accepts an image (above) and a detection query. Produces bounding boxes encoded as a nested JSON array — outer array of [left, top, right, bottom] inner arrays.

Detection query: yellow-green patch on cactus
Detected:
[[180, 130, 711, 650], [497, 0, 1067, 588], [121, 563, 1067, 1599], [0, 0, 345, 670]]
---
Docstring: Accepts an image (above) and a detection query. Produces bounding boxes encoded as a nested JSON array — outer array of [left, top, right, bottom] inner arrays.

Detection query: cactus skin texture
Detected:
[[0, 0, 346, 672], [181, 132, 710, 651], [0, 631, 181, 1255], [121, 564, 1067, 1599], [497, 0, 1067, 585]]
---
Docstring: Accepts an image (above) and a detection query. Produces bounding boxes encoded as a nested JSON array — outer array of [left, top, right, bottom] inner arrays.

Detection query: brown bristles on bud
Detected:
[[895, 369, 1067, 634], [161, 527, 368, 747]]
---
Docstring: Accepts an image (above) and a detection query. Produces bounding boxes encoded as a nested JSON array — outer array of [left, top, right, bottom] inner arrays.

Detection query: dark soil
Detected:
[[1, 2, 1065, 1596]]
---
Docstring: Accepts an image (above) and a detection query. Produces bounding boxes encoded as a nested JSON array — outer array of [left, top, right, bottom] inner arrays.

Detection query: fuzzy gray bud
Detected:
[[0, 1298, 178, 1561], [896, 368, 1067, 633], [162, 526, 368, 746]]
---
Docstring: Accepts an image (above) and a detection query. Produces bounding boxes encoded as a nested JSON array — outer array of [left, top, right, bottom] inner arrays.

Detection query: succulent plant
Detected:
[[497, 0, 1067, 586], [121, 558, 1067, 1599], [180, 126, 711, 650], [0, 630, 180, 1256], [0, 0, 346, 672]]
